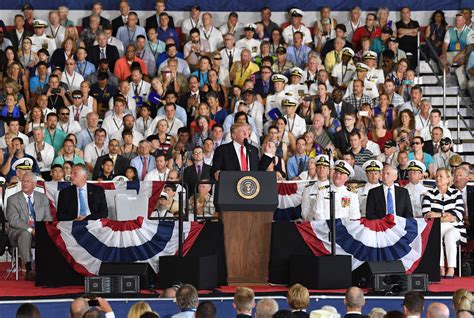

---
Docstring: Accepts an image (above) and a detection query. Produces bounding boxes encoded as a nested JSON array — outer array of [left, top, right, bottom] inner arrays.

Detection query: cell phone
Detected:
[[358, 111, 369, 117], [88, 299, 99, 307], [51, 88, 61, 94], [403, 80, 413, 85]]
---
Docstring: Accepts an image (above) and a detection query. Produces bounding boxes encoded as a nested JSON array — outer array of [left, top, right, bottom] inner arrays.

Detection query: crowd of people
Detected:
[[0, 0, 473, 283], [13, 284, 474, 318]]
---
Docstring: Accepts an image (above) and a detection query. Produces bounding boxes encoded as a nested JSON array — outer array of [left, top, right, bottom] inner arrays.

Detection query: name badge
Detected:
[[455, 42, 461, 51], [298, 89, 305, 96]]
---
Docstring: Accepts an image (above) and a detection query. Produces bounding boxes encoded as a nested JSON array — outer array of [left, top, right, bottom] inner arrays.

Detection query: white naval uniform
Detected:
[[331, 62, 356, 87], [312, 184, 361, 221], [344, 79, 379, 100], [286, 83, 308, 98], [235, 38, 261, 58], [30, 34, 57, 56], [282, 24, 312, 46], [284, 114, 307, 138], [265, 89, 288, 121], [405, 182, 430, 218], [358, 182, 380, 217], [366, 68, 385, 86], [301, 180, 330, 220]]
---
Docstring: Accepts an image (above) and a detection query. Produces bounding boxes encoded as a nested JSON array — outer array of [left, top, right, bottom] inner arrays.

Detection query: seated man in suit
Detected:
[[453, 164, 474, 238], [56, 164, 108, 221], [366, 164, 414, 219], [211, 122, 275, 180], [6, 171, 52, 280], [344, 287, 367, 318], [183, 146, 211, 195]]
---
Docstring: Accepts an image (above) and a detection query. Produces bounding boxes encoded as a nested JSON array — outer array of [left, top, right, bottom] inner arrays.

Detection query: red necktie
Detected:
[[141, 156, 148, 180], [240, 145, 247, 171]]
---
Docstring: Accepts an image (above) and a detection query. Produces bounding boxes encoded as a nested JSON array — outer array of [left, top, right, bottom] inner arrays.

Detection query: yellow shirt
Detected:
[[324, 50, 342, 73], [232, 62, 260, 87]]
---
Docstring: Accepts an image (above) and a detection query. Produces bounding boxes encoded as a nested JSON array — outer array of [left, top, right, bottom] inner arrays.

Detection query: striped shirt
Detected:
[[351, 148, 374, 167], [422, 187, 467, 243]]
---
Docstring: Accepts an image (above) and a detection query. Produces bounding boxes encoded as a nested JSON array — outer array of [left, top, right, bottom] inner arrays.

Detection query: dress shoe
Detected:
[[25, 270, 36, 281]]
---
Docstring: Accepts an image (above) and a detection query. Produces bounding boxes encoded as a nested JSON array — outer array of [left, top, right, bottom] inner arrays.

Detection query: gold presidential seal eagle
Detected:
[[236, 176, 260, 199]]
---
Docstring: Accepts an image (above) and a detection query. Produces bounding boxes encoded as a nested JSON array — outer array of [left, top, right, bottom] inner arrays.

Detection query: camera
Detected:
[[51, 88, 61, 94]]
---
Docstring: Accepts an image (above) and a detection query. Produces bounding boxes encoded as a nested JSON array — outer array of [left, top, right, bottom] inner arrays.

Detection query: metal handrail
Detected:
[[420, 37, 474, 138]]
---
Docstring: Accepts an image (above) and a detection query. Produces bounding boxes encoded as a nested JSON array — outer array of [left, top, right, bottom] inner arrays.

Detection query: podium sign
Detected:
[[216, 171, 278, 284]]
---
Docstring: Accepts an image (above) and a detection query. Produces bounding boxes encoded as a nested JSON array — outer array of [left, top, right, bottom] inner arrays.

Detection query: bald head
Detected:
[[426, 303, 450, 318], [70, 297, 89, 318], [345, 287, 365, 311]]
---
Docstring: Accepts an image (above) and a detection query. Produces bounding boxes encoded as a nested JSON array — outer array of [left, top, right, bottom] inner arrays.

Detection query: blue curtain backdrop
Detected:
[[2, 0, 474, 10]]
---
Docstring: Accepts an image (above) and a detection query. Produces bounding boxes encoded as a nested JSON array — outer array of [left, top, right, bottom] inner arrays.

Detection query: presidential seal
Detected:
[[236, 176, 260, 200]]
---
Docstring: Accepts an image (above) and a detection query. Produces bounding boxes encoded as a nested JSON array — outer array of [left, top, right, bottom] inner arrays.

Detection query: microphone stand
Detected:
[[244, 138, 251, 172], [327, 148, 336, 256]]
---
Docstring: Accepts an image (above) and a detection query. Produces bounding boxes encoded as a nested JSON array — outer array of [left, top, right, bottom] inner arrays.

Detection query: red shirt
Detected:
[[113, 57, 148, 81], [368, 129, 393, 153], [352, 26, 382, 51]]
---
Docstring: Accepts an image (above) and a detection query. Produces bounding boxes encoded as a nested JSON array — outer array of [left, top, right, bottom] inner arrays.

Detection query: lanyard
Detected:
[[190, 18, 199, 29], [148, 42, 158, 57], [77, 62, 86, 76], [203, 27, 213, 41], [350, 20, 360, 34], [112, 117, 123, 130], [94, 145, 105, 158], [65, 72, 76, 88], [59, 121, 70, 133], [86, 128, 94, 143], [455, 26, 466, 43], [50, 25, 60, 39], [128, 27, 137, 44]]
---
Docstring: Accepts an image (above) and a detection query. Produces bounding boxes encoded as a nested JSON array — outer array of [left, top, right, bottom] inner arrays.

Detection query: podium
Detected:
[[215, 171, 278, 284]]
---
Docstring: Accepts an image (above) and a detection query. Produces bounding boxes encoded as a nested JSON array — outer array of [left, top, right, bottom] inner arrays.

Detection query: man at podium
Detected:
[[211, 122, 275, 180]]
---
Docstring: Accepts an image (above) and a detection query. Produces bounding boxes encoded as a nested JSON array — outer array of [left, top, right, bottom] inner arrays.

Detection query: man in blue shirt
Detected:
[[157, 12, 180, 48], [287, 137, 309, 180], [116, 12, 146, 47]]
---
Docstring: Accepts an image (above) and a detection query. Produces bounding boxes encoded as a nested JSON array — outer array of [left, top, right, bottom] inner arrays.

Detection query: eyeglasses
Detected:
[[213, 57, 222, 60], [411, 142, 422, 145], [193, 151, 203, 155], [60, 112, 70, 115]]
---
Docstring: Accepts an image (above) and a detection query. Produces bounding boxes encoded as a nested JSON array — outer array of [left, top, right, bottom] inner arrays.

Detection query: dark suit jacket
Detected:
[[178, 90, 204, 120], [183, 163, 211, 195], [254, 78, 275, 99], [6, 29, 33, 52], [365, 185, 414, 220], [92, 154, 129, 180], [210, 142, 273, 179], [292, 311, 310, 318], [111, 16, 141, 36], [82, 15, 110, 29], [145, 14, 175, 32], [87, 44, 120, 72], [423, 140, 436, 156], [344, 314, 368, 318], [50, 48, 72, 70], [467, 185, 474, 238], [56, 183, 108, 221], [334, 101, 356, 122]]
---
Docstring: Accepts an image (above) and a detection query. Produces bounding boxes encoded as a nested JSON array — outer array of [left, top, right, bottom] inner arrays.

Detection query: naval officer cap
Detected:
[[315, 154, 333, 167], [12, 158, 34, 171], [334, 160, 355, 178], [272, 73, 288, 83], [406, 160, 426, 173], [289, 67, 304, 77], [362, 159, 383, 172]]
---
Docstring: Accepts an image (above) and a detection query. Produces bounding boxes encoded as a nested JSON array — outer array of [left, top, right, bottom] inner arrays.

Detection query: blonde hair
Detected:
[[234, 287, 255, 312], [368, 307, 387, 318], [453, 289, 473, 312], [436, 167, 453, 187], [288, 283, 310, 310], [127, 301, 152, 318]]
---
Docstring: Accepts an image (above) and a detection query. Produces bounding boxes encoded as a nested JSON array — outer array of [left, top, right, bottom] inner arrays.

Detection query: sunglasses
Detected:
[[213, 57, 222, 60], [72, 96, 82, 99], [193, 151, 203, 155], [60, 112, 70, 115], [411, 142, 422, 145]]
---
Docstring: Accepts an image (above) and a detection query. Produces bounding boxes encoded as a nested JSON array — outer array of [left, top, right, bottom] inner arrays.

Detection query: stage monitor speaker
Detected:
[[99, 262, 156, 290], [409, 274, 428, 292], [290, 255, 352, 289], [85, 275, 139, 294], [158, 255, 218, 290], [352, 260, 405, 288]]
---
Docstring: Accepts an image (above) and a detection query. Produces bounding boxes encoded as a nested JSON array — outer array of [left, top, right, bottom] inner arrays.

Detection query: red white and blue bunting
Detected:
[[296, 215, 433, 272]]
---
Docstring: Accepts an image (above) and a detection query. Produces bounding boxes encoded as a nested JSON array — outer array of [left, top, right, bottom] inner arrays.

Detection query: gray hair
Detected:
[[256, 298, 279, 318], [21, 171, 37, 183]]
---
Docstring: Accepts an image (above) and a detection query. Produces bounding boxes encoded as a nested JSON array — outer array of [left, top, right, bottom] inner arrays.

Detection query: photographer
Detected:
[[45, 74, 70, 111]]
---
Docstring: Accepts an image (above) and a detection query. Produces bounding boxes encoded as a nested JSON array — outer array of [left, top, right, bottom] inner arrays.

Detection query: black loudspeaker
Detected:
[[352, 260, 405, 288], [290, 255, 352, 289], [409, 274, 429, 292], [158, 255, 218, 290], [99, 263, 156, 290], [85, 275, 139, 294]]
